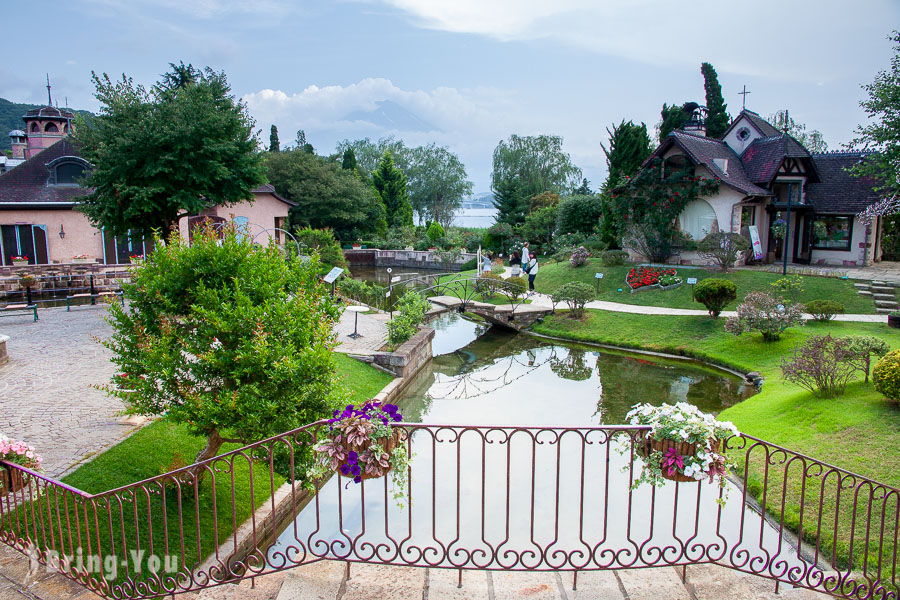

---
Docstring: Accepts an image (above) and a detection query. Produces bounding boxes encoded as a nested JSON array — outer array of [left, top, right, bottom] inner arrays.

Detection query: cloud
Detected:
[[381, 0, 896, 82], [85, 0, 294, 20]]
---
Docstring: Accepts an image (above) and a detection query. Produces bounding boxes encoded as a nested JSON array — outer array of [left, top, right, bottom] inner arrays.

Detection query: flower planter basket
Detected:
[[336, 429, 403, 481], [72, 258, 90, 264], [643, 437, 720, 483], [658, 280, 683, 292], [12, 260, 27, 267], [0, 467, 29, 494], [889, 314, 900, 329]]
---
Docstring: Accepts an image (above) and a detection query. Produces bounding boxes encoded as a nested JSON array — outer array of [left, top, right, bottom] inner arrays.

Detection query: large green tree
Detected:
[[269, 124, 280, 152], [767, 110, 828, 153], [490, 134, 582, 226], [658, 103, 686, 143], [701, 62, 730, 138], [372, 152, 414, 229], [335, 137, 412, 179], [265, 149, 386, 239], [601, 120, 653, 191], [406, 143, 473, 228], [851, 31, 900, 197], [103, 228, 342, 469], [74, 64, 265, 237]]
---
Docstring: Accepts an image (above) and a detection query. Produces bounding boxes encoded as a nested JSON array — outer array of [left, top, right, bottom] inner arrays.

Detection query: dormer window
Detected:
[[46, 156, 90, 186]]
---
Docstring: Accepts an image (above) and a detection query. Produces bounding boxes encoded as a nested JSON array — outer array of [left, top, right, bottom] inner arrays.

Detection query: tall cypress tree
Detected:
[[269, 125, 279, 152], [341, 148, 357, 171], [701, 62, 730, 138], [601, 120, 653, 189], [372, 152, 413, 228]]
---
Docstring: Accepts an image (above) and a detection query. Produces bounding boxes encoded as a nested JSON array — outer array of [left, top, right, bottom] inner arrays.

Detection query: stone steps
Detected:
[[266, 562, 831, 600], [856, 281, 898, 312]]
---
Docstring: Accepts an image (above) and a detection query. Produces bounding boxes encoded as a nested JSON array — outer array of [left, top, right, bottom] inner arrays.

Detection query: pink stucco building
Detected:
[[0, 105, 294, 266]]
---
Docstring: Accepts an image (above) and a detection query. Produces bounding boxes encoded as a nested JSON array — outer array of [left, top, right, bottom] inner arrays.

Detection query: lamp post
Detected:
[[781, 182, 793, 276]]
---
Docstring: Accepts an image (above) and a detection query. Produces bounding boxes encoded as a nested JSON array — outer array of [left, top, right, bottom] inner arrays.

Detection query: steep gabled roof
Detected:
[[652, 131, 771, 196], [0, 139, 85, 205], [251, 183, 297, 207], [740, 134, 817, 184], [806, 151, 881, 214], [740, 110, 781, 137]]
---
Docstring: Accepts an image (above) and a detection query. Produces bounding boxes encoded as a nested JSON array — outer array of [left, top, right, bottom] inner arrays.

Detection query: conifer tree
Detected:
[[372, 152, 413, 228], [601, 120, 653, 190], [702, 62, 730, 138], [341, 148, 357, 171], [269, 124, 279, 152], [658, 103, 686, 143]]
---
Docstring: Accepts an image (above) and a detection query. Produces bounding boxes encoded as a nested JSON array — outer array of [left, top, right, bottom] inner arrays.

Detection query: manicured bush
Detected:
[[475, 272, 503, 299], [847, 336, 890, 382], [555, 194, 604, 237], [386, 293, 430, 351], [599, 250, 629, 266], [873, 349, 900, 401], [294, 226, 348, 270], [426, 221, 445, 243], [459, 256, 477, 271], [804, 299, 846, 322], [570, 246, 590, 267], [697, 232, 751, 271], [505, 276, 527, 300], [780, 335, 857, 398], [551, 282, 594, 318], [692, 278, 737, 318], [725, 291, 804, 341]]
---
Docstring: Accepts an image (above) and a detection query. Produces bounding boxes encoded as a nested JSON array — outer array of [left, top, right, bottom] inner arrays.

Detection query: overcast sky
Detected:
[[3, 0, 898, 193]]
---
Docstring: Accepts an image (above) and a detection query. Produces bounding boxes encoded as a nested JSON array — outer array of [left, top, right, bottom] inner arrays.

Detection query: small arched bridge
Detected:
[[387, 273, 554, 331]]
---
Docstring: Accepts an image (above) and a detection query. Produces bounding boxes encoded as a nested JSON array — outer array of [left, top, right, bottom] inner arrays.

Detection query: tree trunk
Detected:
[[190, 429, 224, 485]]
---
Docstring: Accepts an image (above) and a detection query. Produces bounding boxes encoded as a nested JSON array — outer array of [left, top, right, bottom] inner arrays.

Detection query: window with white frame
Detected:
[[678, 199, 719, 240]]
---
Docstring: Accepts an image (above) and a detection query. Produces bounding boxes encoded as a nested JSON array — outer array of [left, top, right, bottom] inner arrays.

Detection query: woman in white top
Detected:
[[521, 242, 530, 266], [524, 255, 538, 293]]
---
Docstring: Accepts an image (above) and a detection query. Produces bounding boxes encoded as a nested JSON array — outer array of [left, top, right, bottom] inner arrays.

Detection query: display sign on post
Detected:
[[686, 277, 698, 285], [323, 267, 344, 284], [748, 226, 764, 261]]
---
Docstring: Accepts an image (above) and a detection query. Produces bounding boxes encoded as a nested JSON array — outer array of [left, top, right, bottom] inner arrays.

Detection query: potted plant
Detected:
[[352, 240, 362, 250], [0, 434, 43, 494], [11, 255, 28, 267], [72, 254, 90, 264], [129, 254, 144, 264], [626, 402, 739, 503], [308, 401, 411, 503], [889, 310, 900, 329]]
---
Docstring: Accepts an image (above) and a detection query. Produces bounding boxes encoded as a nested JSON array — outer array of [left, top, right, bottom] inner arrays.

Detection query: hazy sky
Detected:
[[3, 0, 898, 193]]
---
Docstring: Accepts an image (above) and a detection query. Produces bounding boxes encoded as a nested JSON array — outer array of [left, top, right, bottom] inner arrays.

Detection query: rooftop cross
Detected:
[[739, 85, 751, 110]]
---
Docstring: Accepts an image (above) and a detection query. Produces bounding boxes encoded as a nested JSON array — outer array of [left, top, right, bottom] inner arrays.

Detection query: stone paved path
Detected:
[[334, 308, 389, 355], [0, 305, 135, 479]]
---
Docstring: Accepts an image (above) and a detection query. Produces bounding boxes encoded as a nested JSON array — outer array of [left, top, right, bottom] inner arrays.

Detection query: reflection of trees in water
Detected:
[[549, 349, 593, 381]]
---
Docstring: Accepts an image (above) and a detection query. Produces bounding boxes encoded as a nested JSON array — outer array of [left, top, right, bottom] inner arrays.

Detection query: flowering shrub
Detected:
[[308, 401, 412, 505], [11, 255, 28, 262], [626, 402, 739, 503], [0, 434, 43, 473], [725, 291, 804, 341], [780, 335, 858, 398], [73, 254, 89, 260], [626, 266, 678, 291], [569, 246, 590, 267]]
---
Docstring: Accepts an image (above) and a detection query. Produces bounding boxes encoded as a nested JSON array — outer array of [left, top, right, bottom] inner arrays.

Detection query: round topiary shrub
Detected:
[[693, 278, 737, 318], [873, 349, 900, 402], [804, 299, 846, 322], [600, 250, 629, 266]]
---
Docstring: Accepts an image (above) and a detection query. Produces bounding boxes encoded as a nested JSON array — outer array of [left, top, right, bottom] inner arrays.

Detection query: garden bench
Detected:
[[66, 290, 124, 311], [0, 303, 38, 322]]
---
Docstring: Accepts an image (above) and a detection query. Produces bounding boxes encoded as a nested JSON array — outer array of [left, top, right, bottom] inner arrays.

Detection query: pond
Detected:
[[268, 313, 816, 576]]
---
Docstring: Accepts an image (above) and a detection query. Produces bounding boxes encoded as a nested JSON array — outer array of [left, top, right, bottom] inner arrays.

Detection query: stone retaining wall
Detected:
[[344, 249, 474, 271], [372, 326, 435, 378]]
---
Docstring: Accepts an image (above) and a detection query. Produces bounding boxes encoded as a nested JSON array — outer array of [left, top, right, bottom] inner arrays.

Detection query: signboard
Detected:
[[323, 266, 344, 284], [391, 276, 401, 283], [686, 277, 698, 285], [594, 273, 604, 279], [748, 226, 764, 260]]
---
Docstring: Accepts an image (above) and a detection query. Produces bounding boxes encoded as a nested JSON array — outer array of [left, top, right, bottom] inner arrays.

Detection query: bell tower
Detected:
[[21, 76, 74, 159]]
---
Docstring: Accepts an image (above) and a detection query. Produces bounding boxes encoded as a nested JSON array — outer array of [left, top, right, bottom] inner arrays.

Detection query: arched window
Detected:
[[678, 199, 719, 240], [30, 123, 39, 133], [55, 162, 85, 184], [44, 123, 59, 133]]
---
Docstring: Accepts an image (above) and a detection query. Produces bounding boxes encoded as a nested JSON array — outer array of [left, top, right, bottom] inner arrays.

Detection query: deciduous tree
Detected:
[[767, 110, 828, 153], [406, 143, 473, 228], [74, 64, 265, 237]]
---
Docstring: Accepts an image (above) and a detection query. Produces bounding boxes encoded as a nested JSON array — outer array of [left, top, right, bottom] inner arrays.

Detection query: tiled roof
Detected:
[[23, 106, 75, 120], [740, 110, 781, 137], [0, 139, 85, 205], [251, 182, 297, 206], [806, 151, 881, 214], [658, 131, 771, 196], [740, 135, 813, 184]]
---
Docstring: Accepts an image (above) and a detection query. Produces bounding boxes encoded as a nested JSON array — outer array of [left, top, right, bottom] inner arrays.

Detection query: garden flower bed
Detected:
[[625, 266, 682, 293]]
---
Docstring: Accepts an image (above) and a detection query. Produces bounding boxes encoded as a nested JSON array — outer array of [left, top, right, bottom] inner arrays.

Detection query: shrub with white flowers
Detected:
[[625, 402, 739, 503]]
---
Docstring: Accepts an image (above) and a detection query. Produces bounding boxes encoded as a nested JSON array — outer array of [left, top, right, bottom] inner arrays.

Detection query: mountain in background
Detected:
[[0, 98, 92, 152], [342, 100, 438, 133]]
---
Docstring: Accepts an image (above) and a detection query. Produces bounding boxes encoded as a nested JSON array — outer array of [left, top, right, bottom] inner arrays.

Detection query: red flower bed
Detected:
[[626, 266, 677, 290]]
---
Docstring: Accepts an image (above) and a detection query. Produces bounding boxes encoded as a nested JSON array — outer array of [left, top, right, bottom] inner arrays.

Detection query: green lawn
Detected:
[[533, 309, 900, 585], [9, 353, 394, 587], [533, 259, 876, 313]]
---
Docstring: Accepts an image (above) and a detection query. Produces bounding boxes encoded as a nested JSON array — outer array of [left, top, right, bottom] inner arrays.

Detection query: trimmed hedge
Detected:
[[873, 349, 900, 402]]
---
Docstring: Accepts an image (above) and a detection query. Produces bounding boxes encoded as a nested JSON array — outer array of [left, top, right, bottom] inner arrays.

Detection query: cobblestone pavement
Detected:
[[334, 308, 388, 355], [0, 305, 134, 479]]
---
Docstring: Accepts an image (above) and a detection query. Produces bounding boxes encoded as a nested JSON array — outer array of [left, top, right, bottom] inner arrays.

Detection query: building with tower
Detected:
[[626, 105, 883, 268], [0, 87, 294, 267]]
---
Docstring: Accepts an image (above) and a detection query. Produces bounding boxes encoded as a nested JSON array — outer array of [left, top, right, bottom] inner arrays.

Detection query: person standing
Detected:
[[510, 250, 521, 277], [521, 242, 530, 267], [525, 253, 538, 294], [482, 252, 492, 273]]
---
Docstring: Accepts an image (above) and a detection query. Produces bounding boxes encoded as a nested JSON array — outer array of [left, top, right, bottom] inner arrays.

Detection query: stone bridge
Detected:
[[426, 295, 552, 331]]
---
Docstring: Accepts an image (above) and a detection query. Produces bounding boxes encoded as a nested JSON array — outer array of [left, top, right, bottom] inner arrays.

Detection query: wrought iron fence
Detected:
[[0, 422, 896, 599]]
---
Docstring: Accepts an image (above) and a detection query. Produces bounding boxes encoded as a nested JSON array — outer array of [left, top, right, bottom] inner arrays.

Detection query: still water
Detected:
[[269, 314, 814, 575]]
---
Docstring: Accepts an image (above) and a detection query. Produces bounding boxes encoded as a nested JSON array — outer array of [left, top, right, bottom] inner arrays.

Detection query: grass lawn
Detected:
[[11, 353, 395, 586], [533, 259, 876, 313], [533, 309, 900, 585]]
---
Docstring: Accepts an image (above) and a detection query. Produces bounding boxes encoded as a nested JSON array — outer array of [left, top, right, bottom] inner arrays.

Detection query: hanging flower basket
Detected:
[[336, 428, 402, 481], [643, 437, 721, 483], [0, 435, 43, 495], [0, 467, 29, 494]]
